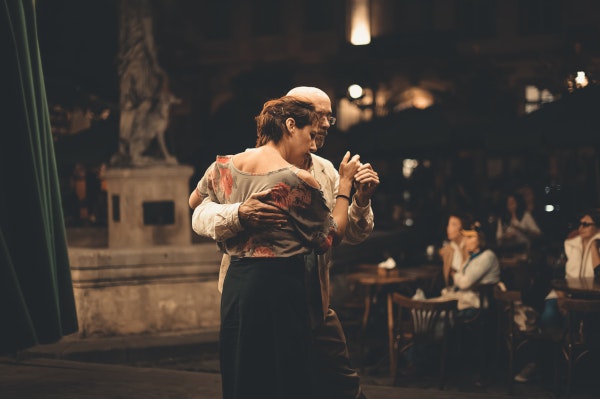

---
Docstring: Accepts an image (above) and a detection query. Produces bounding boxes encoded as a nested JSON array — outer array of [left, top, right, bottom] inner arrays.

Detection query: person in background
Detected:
[[191, 86, 379, 399], [563, 208, 600, 278], [496, 192, 542, 252], [542, 208, 600, 322], [514, 208, 600, 383], [439, 212, 469, 287], [442, 220, 501, 317]]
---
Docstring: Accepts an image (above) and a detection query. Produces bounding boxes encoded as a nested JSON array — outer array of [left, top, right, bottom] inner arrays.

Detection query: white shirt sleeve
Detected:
[[344, 196, 375, 245], [191, 196, 243, 242]]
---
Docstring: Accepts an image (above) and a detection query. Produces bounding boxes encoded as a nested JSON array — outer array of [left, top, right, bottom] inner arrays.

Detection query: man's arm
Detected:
[[343, 163, 379, 245], [192, 196, 244, 241], [191, 187, 287, 242]]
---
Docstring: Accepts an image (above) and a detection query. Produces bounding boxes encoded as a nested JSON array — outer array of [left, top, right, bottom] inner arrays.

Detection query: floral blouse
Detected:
[[196, 155, 336, 257]]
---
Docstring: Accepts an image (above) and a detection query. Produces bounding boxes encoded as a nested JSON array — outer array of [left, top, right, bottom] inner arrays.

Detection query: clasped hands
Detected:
[[238, 151, 379, 229]]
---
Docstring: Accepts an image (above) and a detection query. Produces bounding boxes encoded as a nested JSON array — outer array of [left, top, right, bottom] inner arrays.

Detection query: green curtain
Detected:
[[1, 0, 78, 354]]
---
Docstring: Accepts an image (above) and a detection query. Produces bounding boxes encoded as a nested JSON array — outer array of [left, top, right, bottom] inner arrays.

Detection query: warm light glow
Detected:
[[412, 95, 433, 109], [349, 0, 371, 45], [540, 89, 554, 103], [575, 71, 589, 88], [395, 88, 434, 111], [525, 85, 540, 102], [348, 84, 364, 99], [402, 159, 418, 178]]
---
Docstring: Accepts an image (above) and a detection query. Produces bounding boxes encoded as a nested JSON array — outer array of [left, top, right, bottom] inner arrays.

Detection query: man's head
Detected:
[[287, 86, 336, 151]]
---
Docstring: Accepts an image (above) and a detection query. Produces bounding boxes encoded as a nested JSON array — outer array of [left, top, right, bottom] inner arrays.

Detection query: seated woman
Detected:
[[193, 96, 360, 399], [514, 208, 600, 383], [439, 212, 469, 287], [496, 192, 542, 253], [442, 220, 501, 318], [541, 208, 600, 324]]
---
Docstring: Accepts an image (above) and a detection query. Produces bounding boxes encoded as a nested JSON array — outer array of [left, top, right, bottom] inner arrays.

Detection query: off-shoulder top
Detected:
[[196, 155, 336, 257]]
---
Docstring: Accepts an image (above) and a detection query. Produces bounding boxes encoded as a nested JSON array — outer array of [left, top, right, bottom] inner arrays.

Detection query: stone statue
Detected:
[[111, 0, 179, 166]]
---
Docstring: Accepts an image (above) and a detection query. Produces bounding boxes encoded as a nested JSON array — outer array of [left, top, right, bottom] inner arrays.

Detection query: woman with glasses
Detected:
[[564, 209, 600, 278], [540, 209, 600, 328], [192, 95, 360, 399], [514, 209, 600, 383]]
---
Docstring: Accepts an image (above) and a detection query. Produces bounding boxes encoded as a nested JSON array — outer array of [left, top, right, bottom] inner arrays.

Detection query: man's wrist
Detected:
[[353, 193, 370, 208], [233, 203, 245, 230]]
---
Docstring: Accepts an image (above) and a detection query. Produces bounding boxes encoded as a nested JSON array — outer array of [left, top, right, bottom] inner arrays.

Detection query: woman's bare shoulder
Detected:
[[295, 169, 320, 189]]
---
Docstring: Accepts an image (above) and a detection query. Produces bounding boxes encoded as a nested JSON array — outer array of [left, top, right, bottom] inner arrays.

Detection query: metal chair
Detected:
[[391, 293, 457, 389], [556, 296, 600, 398]]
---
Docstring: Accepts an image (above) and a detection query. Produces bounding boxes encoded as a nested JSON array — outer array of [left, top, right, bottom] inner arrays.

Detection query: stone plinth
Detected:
[[69, 244, 221, 337], [105, 165, 194, 248]]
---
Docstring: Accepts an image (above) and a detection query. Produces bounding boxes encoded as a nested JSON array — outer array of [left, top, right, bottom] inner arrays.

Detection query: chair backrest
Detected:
[[474, 282, 499, 308], [493, 285, 522, 333], [392, 293, 457, 341]]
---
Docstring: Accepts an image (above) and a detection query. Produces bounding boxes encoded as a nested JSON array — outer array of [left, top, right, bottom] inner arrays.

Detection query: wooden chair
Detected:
[[454, 283, 498, 386], [556, 297, 600, 398], [391, 293, 457, 389], [493, 287, 522, 394], [493, 286, 546, 394]]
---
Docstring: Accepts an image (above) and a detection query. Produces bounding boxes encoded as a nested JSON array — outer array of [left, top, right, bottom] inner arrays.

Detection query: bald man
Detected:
[[190, 87, 379, 399]]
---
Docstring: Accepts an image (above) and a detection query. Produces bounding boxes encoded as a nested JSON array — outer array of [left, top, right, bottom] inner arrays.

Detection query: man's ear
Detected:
[[285, 117, 296, 134]]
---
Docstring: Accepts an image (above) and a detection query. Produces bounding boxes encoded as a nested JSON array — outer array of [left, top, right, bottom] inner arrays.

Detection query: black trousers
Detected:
[[220, 256, 313, 399], [312, 308, 364, 399]]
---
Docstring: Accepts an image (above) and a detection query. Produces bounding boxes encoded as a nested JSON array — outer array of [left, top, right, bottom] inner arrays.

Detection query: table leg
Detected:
[[387, 292, 395, 380], [361, 285, 372, 336], [359, 285, 372, 361]]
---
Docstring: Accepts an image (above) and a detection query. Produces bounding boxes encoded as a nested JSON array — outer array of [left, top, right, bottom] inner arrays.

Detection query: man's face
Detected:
[[307, 93, 334, 151]]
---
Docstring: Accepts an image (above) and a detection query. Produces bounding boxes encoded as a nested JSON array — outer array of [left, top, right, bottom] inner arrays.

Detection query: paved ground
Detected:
[[1, 356, 543, 399], [3, 328, 594, 399]]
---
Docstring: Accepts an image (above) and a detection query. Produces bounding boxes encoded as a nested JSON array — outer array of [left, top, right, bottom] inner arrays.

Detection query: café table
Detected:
[[498, 253, 530, 291], [345, 263, 441, 375], [551, 277, 600, 298]]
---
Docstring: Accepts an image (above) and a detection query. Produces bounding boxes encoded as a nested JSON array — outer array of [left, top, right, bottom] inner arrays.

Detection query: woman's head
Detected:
[[446, 212, 466, 242], [577, 208, 600, 240], [506, 192, 526, 219], [461, 220, 487, 253], [446, 215, 462, 242], [255, 96, 318, 147]]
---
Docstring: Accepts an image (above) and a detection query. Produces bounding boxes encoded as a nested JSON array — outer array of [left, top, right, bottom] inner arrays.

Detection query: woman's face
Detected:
[[296, 123, 317, 153], [506, 196, 517, 213], [446, 216, 462, 241], [287, 119, 318, 158], [462, 233, 480, 253], [578, 214, 599, 240]]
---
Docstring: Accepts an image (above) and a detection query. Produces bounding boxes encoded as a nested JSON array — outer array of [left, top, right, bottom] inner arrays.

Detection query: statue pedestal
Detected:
[[69, 244, 222, 337], [105, 165, 193, 248], [67, 164, 221, 337]]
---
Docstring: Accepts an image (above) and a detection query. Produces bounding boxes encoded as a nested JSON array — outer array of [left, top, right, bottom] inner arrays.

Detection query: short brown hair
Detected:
[[255, 96, 317, 147]]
